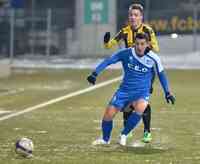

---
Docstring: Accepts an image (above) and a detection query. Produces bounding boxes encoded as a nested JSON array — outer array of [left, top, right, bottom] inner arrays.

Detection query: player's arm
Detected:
[[87, 49, 124, 84], [153, 55, 175, 104], [104, 30, 123, 49], [149, 28, 159, 53]]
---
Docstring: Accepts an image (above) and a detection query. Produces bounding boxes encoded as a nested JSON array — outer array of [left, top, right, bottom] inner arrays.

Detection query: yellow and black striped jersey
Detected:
[[104, 23, 159, 53]]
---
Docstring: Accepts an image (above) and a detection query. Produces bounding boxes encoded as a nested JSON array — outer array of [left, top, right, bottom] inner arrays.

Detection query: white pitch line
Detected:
[[0, 76, 122, 122], [0, 88, 25, 97], [0, 110, 12, 114]]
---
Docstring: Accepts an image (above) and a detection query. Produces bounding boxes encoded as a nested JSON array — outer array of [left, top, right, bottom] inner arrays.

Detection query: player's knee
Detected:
[[103, 106, 118, 121], [103, 113, 113, 121], [135, 108, 145, 114], [133, 100, 148, 113]]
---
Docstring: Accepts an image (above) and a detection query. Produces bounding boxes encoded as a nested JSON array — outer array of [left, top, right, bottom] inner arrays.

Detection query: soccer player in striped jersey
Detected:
[[87, 33, 175, 146], [103, 3, 159, 142]]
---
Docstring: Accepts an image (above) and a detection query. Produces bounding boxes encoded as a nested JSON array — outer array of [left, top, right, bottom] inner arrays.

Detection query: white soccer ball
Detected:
[[15, 137, 34, 158]]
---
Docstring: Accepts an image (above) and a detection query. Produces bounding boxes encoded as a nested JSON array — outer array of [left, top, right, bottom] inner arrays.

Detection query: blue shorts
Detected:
[[109, 89, 149, 111]]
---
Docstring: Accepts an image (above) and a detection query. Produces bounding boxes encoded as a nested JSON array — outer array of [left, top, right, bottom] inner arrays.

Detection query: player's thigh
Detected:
[[132, 98, 148, 113], [109, 90, 130, 111]]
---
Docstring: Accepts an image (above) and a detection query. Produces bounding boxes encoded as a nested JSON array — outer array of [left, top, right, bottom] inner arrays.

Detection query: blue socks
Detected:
[[121, 112, 142, 135], [101, 112, 141, 141], [102, 120, 113, 142]]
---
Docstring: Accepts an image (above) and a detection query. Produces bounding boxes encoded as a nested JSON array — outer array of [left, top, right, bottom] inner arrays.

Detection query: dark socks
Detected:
[[142, 104, 151, 133]]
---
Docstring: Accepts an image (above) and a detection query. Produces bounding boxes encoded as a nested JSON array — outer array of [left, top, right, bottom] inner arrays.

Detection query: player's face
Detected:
[[135, 39, 149, 57], [128, 9, 143, 29]]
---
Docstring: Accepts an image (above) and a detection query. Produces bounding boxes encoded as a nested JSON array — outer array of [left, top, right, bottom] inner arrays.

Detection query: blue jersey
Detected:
[[94, 48, 169, 96]]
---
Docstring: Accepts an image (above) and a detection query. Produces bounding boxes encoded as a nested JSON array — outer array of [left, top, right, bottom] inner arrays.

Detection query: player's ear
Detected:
[[145, 39, 150, 47]]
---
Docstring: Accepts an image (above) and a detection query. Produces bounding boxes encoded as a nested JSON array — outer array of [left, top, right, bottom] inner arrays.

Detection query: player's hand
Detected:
[[87, 72, 97, 85], [165, 92, 175, 105], [104, 32, 110, 44]]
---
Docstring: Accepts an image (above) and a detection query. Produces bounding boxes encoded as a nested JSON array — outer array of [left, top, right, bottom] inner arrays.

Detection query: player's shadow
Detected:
[[120, 144, 171, 155], [94, 143, 172, 155]]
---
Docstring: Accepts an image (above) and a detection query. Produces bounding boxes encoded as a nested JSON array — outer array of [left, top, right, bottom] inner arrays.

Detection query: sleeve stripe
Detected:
[[146, 54, 163, 73]]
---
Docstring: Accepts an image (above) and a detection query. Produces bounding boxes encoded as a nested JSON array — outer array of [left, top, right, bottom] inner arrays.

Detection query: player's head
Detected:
[[128, 3, 143, 29], [135, 33, 149, 57]]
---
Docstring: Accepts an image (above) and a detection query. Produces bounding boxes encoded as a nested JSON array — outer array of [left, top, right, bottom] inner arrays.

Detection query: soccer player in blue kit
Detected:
[[87, 33, 175, 146]]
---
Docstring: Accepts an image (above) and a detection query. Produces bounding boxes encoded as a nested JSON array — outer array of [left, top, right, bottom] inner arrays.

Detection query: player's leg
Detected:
[[101, 106, 119, 142], [119, 98, 148, 146], [92, 106, 119, 145], [142, 104, 152, 142], [123, 106, 133, 127], [124, 104, 152, 141], [123, 105, 134, 138], [121, 99, 148, 135], [141, 68, 155, 142], [93, 90, 128, 145]]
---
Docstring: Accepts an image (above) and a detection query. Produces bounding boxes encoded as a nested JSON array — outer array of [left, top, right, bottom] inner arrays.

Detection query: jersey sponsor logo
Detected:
[[145, 58, 154, 66], [128, 63, 148, 73]]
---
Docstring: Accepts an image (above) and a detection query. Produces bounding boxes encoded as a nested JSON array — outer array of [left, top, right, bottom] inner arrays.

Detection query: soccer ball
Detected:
[[15, 137, 34, 158]]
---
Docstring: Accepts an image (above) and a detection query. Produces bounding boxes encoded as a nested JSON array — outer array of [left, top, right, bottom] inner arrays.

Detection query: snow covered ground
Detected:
[[0, 51, 200, 69]]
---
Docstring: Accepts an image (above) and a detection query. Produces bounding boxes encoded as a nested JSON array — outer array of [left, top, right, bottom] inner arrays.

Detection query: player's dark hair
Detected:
[[135, 33, 149, 42], [129, 3, 144, 14]]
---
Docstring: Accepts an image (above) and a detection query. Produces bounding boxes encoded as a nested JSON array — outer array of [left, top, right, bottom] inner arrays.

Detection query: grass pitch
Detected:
[[0, 69, 200, 164]]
